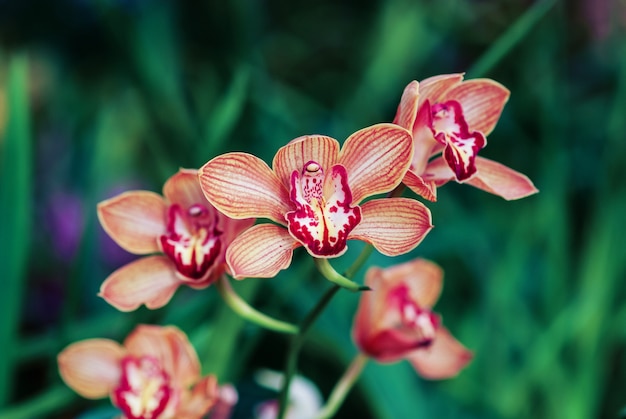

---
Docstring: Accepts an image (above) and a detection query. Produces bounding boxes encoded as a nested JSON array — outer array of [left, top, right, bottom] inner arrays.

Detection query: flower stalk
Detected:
[[277, 243, 377, 419], [314, 258, 370, 292], [277, 284, 341, 419], [216, 276, 299, 335], [315, 353, 369, 419]]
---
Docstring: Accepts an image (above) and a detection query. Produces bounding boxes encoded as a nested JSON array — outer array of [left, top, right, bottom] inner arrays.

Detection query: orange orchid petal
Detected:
[[349, 198, 433, 256], [403, 170, 437, 202], [418, 73, 464, 107], [272, 135, 340, 189], [425, 156, 539, 199], [226, 224, 300, 279], [422, 157, 455, 186], [339, 124, 413, 204], [97, 191, 166, 254], [124, 325, 200, 388], [468, 157, 539, 200], [379, 258, 443, 308], [393, 81, 419, 131], [407, 327, 473, 379], [178, 375, 219, 418], [444, 79, 510, 136], [199, 153, 291, 224], [163, 168, 212, 211], [57, 339, 125, 399], [98, 256, 181, 312]]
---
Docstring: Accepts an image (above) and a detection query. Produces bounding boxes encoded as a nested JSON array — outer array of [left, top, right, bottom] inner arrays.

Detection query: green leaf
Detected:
[[0, 53, 32, 406]]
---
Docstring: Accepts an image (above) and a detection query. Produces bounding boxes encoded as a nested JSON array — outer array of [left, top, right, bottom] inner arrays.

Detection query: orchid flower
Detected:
[[97, 169, 254, 311], [198, 124, 433, 279], [57, 325, 236, 419], [394, 74, 538, 201], [352, 258, 472, 379]]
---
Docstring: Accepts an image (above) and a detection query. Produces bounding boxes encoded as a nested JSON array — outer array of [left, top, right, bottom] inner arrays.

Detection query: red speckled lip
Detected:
[[432, 100, 485, 182], [159, 204, 222, 282], [113, 356, 173, 419], [286, 163, 361, 257]]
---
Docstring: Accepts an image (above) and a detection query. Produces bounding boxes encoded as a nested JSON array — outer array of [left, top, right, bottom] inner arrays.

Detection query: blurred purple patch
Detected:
[[47, 192, 85, 263]]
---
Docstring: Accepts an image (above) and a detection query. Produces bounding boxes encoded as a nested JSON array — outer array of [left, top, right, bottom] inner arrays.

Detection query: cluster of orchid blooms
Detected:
[[57, 74, 537, 419]]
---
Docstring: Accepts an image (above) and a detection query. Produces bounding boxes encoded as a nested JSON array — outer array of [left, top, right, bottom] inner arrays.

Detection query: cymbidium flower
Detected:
[[353, 258, 472, 379], [97, 169, 254, 311], [57, 324, 236, 419], [199, 124, 433, 279], [394, 75, 538, 201]]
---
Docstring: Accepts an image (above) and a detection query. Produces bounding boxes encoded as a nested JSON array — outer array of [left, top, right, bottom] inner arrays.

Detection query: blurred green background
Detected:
[[1, 0, 625, 418]]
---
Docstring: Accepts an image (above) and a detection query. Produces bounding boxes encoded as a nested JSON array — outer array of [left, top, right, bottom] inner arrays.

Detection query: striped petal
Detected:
[[97, 191, 166, 254], [99, 256, 181, 312], [392, 81, 419, 131], [199, 153, 291, 224], [468, 157, 539, 200], [226, 224, 300, 279], [418, 73, 464, 107], [425, 156, 539, 200], [407, 327, 473, 379], [163, 168, 212, 212], [339, 124, 413, 204], [349, 198, 433, 256], [57, 339, 125, 399], [444, 79, 510, 136], [403, 169, 437, 202], [124, 325, 200, 388], [273, 135, 340, 189]]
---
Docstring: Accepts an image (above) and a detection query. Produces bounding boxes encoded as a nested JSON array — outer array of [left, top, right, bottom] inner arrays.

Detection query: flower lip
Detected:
[[159, 203, 223, 282], [431, 100, 486, 181], [286, 163, 362, 257], [113, 355, 175, 419], [392, 285, 440, 348]]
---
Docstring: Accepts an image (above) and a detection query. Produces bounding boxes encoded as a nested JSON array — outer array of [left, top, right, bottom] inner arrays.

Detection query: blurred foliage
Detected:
[[1, 0, 626, 418]]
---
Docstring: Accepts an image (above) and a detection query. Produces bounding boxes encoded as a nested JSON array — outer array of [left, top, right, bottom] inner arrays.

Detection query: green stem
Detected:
[[216, 276, 298, 335], [277, 285, 341, 419], [314, 259, 370, 292], [277, 229, 379, 418], [343, 245, 374, 280], [315, 353, 369, 419]]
